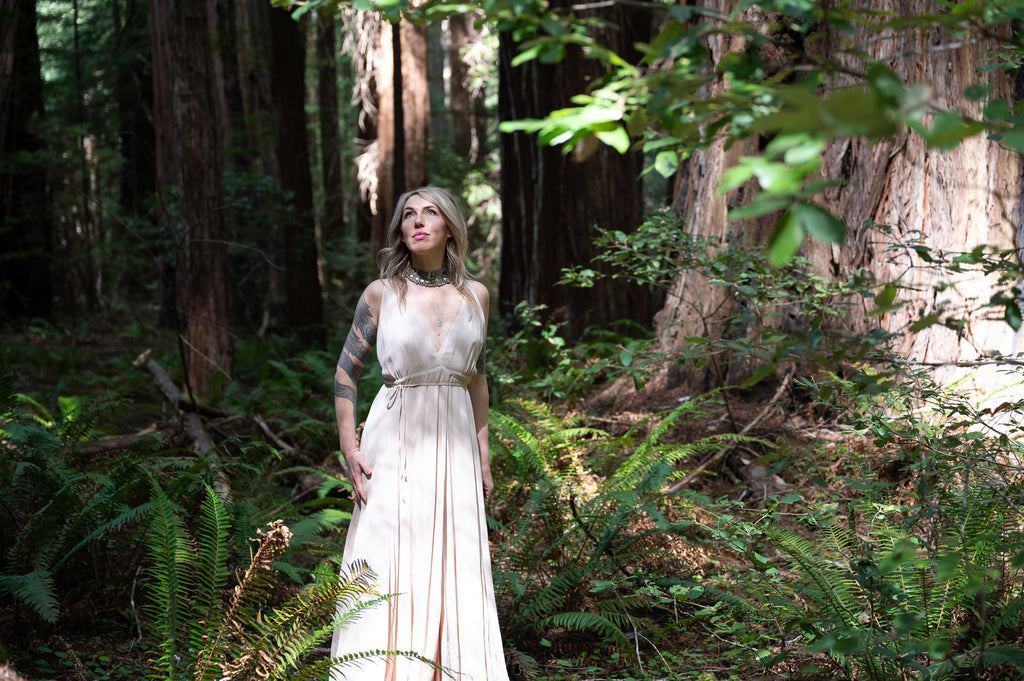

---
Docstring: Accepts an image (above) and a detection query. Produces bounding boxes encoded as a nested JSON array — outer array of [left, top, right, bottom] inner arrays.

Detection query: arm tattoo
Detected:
[[475, 339, 486, 376], [334, 377, 356, 403], [336, 294, 378, 408]]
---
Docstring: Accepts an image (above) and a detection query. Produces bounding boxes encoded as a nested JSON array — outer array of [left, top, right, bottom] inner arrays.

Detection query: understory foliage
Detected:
[[139, 480, 401, 681]]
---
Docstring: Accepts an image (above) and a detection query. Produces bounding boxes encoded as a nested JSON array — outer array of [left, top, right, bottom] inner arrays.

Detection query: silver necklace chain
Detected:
[[406, 267, 451, 287]]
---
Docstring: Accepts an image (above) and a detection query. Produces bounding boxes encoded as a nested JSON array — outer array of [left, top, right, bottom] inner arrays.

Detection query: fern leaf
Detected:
[[537, 611, 631, 648], [0, 569, 59, 623]]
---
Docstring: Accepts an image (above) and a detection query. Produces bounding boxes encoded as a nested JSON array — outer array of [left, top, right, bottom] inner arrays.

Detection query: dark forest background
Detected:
[[5, 1, 1024, 680]]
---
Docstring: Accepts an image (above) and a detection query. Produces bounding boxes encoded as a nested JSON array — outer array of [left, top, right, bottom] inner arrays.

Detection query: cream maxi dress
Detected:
[[330, 281, 510, 681]]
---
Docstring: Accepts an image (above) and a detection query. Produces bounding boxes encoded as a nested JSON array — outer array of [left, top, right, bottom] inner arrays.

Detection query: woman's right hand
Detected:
[[344, 449, 373, 505]]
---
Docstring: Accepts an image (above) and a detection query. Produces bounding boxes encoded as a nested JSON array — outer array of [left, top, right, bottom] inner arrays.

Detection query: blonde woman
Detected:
[[330, 187, 509, 680]]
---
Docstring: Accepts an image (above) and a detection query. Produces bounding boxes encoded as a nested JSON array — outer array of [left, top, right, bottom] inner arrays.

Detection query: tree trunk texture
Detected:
[[497, 2, 656, 336], [652, 3, 766, 391], [447, 13, 486, 164], [149, 0, 181, 329], [0, 0, 53, 320], [347, 8, 381, 247], [155, 0, 235, 400], [114, 0, 155, 221], [235, 0, 276, 176], [317, 13, 345, 241], [652, 0, 1023, 400], [270, 7, 325, 346], [376, 12, 429, 243], [207, 0, 245, 161]]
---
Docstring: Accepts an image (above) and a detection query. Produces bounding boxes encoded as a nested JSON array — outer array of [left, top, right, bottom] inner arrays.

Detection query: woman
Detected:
[[330, 187, 510, 680]]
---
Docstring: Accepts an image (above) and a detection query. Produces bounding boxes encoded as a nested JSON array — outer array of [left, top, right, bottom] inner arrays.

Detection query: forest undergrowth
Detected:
[[5, 227, 1024, 680]]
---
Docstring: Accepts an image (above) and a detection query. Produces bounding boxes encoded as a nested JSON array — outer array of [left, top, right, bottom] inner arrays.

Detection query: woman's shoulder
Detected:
[[361, 279, 387, 308], [466, 280, 489, 320], [467, 280, 489, 304]]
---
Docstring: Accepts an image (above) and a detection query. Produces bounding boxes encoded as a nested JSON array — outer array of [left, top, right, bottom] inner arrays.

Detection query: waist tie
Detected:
[[382, 369, 471, 501], [383, 370, 472, 409]]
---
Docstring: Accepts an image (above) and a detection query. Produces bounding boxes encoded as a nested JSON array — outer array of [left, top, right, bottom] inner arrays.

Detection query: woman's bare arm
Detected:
[[335, 281, 383, 504]]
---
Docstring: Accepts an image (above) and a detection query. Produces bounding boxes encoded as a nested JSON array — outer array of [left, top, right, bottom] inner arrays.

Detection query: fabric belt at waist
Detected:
[[383, 370, 471, 408]]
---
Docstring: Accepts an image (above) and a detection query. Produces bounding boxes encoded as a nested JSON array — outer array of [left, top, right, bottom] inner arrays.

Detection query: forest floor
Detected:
[[1, 321, 899, 681]]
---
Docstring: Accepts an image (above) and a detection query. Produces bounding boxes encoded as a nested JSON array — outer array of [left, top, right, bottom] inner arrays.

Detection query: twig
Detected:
[[667, 370, 793, 493], [254, 415, 295, 454], [568, 491, 631, 579], [133, 349, 215, 454]]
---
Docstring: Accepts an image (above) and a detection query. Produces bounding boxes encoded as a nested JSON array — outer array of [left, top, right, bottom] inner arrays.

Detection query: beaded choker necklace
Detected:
[[406, 267, 451, 287]]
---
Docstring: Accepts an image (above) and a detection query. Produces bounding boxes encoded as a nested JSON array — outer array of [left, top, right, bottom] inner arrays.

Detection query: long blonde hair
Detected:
[[378, 187, 473, 302]]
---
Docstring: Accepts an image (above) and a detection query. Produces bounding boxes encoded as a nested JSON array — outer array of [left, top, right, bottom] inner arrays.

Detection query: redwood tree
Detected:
[[651, 0, 1023, 395], [0, 0, 53, 320], [497, 1, 656, 335], [271, 6, 325, 346], [151, 0, 234, 399]]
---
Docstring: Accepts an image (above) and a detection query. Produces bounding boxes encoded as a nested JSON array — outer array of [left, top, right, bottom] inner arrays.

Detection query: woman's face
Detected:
[[401, 194, 451, 263]]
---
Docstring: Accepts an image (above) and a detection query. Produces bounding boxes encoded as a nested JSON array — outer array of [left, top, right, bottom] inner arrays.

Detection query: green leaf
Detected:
[[768, 210, 804, 267], [654, 150, 678, 178], [1005, 300, 1022, 330], [595, 126, 630, 153], [790, 202, 846, 243], [909, 312, 943, 332], [874, 284, 897, 312], [742, 362, 777, 387]]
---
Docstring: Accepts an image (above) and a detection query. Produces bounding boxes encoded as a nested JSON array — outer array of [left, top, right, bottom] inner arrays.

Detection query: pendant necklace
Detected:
[[428, 297, 448, 331]]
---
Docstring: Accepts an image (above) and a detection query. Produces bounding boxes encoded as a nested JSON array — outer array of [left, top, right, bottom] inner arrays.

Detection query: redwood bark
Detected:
[[376, 12, 429, 242], [270, 7, 325, 346], [154, 0, 235, 399], [0, 0, 53, 320], [318, 12, 345, 241], [651, 0, 1023, 397], [497, 2, 656, 336]]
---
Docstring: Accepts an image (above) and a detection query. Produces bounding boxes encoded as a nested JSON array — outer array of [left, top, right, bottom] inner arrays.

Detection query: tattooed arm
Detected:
[[335, 280, 383, 505]]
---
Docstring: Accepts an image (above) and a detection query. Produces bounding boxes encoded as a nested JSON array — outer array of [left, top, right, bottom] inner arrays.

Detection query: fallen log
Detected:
[[132, 349, 214, 455], [79, 423, 161, 454]]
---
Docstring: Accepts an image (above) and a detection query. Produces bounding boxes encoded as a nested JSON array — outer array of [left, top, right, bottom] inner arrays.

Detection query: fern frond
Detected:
[[140, 476, 195, 675], [189, 485, 232, 657], [0, 569, 59, 624], [537, 611, 631, 648]]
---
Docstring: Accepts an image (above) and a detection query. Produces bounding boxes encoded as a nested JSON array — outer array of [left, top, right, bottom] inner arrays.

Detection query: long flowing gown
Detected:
[[330, 282, 510, 681]]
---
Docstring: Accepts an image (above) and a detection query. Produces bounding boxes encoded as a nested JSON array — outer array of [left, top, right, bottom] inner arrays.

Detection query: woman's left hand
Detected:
[[482, 467, 494, 501]]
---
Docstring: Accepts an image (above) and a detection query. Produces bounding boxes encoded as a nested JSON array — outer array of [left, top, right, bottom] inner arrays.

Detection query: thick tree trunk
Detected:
[[317, 12, 345, 241], [497, 2, 656, 336], [348, 8, 381, 247], [447, 13, 486, 163], [115, 0, 155, 221], [652, 0, 1023, 398], [376, 11, 429, 240], [0, 0, 53, 320], [208, 0, 244, 160], [153, 0, 235, 400], [270, 7, 325, 346], [149, 0, 180, 330]]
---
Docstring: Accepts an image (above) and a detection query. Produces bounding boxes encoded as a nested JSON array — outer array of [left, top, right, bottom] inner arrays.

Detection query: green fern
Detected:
[[536, 611, 631, 648], [489, 397, 732, 658], [139, 478, 423, 681], [0, 570, 59, 624], [1, 392, 154, 624]]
